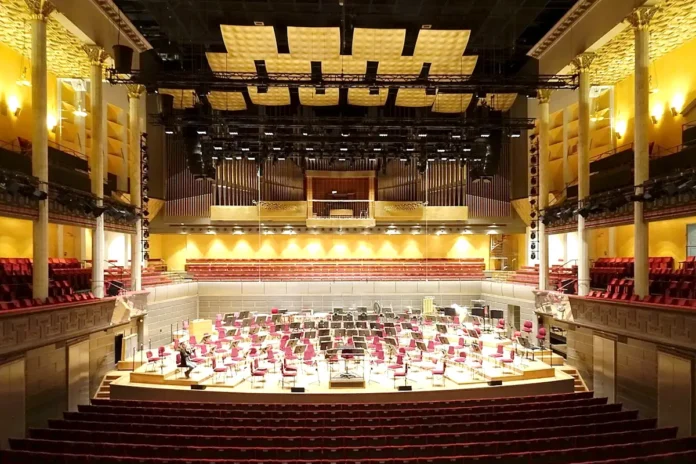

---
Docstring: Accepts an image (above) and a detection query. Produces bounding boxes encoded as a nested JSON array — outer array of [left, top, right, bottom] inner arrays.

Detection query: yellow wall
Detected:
[[614, 34, 696, 150], [0, 217, 33, 257], [604, 216, 695, 264], [153, 233, 492, 271]]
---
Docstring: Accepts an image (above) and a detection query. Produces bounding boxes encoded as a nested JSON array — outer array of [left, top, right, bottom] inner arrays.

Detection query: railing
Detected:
[[590, 143, 634, 163], [309, 200, 372, 219]]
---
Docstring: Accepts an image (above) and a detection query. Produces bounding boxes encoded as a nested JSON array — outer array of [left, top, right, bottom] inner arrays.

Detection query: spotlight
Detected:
[[339, 144, 348, 152], [19, 184, 48, 201], [369, 86, 379, 95], [257, 84, 268, 94], [480, 129, 491, 138], [531, 252, 536, 260], [164, 128, 175, 135], [264, 128, 275, 136], [341, 129, 350, 137], [678, 178, 696, 192], [510, 130, 521, 138], [405, 144, 415, 152], [229, 128, 239, 136], [450, 132, 462, 140]]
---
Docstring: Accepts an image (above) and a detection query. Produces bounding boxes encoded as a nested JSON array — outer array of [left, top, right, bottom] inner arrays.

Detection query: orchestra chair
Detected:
[[283, 358, 297, 373], [489, 344, 505, 359], [145, 351, 160, 372], [431, 361, 447, 387], [223, 357, 239, 377], [495, 319, 506, 339], [393, 363, 408, 388], [522, 320, 533, 340], [266, 348, 279, 373], [211, 358, 227, 383], [157, 346, 171, 360], [280, 363, 297, 388], [387, 354, 404, 371], [536, 327, 547, 348], [191, 346, 208, 365], [501, 350, 515, 365], [174, 353, 184, 379], [249, 359, 266, 387], [453, 351, 468, 370]]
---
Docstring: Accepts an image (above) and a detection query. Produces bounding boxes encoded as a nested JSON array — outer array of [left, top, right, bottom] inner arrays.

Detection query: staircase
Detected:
[[94, 372, 125, 399], [560, 366, 589, 393]]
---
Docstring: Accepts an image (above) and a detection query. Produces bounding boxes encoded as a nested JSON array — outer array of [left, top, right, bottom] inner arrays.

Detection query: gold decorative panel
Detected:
[[486, 93, 518, 111], [377, 58, 423, 75], [322, 56, 367, 74], [265, 55, 311, 77], [220, 25, 278, 58], [159, 89, 196, 108], [348, 88, 389, 106], [205, 53, 256, 73], [287, 27, 340, 60], [0, 0, 91, 78], [432, 93, 473, 113], [414, 30, 471, 59], [395, 89, 436, 107], [589, 0, 696, 85], [299, 87, 340, 106], [211, 205, 259, 222], [207, 91, 246, 111], [247, 85, 291, 106], [352, 28, 406, 59], [429, 56, 478, 76]]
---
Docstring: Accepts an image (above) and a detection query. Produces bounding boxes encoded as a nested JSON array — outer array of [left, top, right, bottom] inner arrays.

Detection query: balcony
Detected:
[[306, 200, 375, 228]]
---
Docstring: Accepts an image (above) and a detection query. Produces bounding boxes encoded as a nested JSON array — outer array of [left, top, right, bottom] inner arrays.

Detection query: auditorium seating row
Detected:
[[588, 276, 696, 308], [508, 265, 577, 292], [0, 292, 98, 311], [591, 256, 675, 288], [5, 393, 696, 464], [187, 258, 484, 264]]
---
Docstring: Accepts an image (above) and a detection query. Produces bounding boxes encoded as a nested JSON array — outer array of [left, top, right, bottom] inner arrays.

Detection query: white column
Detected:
[[127, 85, 145, 291], [26, 0, 55, 300], [118, 108, 129, 192], [628, 7, 658, 298], [84, 45, 108, 298], [562, 107, 571, 200], [538, 89, 552, 290], [572, 53, 595, 297]]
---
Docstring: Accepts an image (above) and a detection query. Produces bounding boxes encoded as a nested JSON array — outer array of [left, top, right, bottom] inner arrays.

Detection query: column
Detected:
[[628, 7, 658, 298], [572, 53, 595, 296], [537, 89, 552, 291], [84, 45, 108, 298], [77, 227, 89, 262], [127, 85, 145, 291], [26, 0, 55, 300]]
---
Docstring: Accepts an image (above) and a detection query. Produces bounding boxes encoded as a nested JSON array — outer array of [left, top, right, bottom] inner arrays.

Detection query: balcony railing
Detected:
[[309, 200, 372, 219]]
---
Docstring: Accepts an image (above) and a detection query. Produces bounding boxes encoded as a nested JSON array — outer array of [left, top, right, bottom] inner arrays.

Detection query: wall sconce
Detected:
[[615, 119, 627, 139], [651, 115, 658, 124], [47, 114, 57, 131], [650, 102, 663, 124], [670, 94, 685, 117], [7, 95, 21, 116]]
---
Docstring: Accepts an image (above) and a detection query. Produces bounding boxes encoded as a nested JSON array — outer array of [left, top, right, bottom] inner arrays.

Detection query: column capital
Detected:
[[626, 6, 659, 30], [571, 52, 596, 73], [24, 0, 55, 20], [127, 84, 146, 100], [82, 45, 108, 67], [537, 89, 552, 104]]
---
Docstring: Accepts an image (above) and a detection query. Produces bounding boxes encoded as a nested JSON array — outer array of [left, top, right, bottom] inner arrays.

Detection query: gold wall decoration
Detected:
[[159, 89, 196, 109], [0, 0, 91, 77], [207, 91, 246, 111], [377, 57, 424, 75], [247, 85, 291, 106], [321, 56, 367, 74], [414, 29, 470, 59], [432, 93, 473, 113], [590, 0, 696, 85], [383, 202, 424, 212], [352, 28, 406, 59], [298, 87, 340, 106], [287, 27, 340, 60]]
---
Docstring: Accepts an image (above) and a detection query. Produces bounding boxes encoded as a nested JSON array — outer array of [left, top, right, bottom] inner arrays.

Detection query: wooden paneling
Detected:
[[466, 144, 511, 218], [165, 139, 214, 218], [312, 178, 370, 200]]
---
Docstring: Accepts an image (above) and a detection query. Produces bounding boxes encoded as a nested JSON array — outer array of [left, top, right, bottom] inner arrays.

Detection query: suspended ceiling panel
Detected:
[[348, 88, 389, 106], [221, 25, 278, 58], [395, 89, 437, 107], [352, 28, 406, 60], [486, 93, 518, 111], [159, 89, 196, 108], [265, 55, 311, 77], [432, 93, 473, 113], [414, 30, 471, 59], [299, 87, 340, 106], [322, 56, 368, 74], [207, 91, 247, 111], [287, 27, 340, 60], [377, 58, 424, 75], [206, 53, 257, 73], [247, 86, 291, 106], [429, 56, 478, 76]]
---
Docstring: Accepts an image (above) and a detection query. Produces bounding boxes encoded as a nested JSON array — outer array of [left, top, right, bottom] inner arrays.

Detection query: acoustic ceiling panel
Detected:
[[429, 56, 478, 76], [377, 58, 424, 75], [206, 53, 257, 73], [395, 89, 437, 107], [265, 55, 312, 77], [322, 56, 368, 74], [431, 93, 473, 113], [287, 27, 340, 60], [247, 86, 291, 106], [159, 89, 196, 109], [207, 91, 247, 111], [221, 25, 278, 58], [486, 93, 518, 111], [414, 29, 471, 59], [299, 87, 340, 106], [352, 28, 406, 60], [348, 88, 389, 106]]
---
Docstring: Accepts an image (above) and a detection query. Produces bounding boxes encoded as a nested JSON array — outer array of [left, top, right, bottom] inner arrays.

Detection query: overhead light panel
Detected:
[[369, 86, 379, 95], [480, 129, 491, 138], [463, 144, 472, 152], [510, 130, 521, 138]]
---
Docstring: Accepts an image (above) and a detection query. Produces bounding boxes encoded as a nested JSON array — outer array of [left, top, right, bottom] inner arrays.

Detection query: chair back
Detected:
[[158, 346, 165, 356], [447, 346, 455, 356], [176, 353, 181, 365], [188, 335, 196, 345], [523, 320, 533, 330], [217, 328, 225, 338], [538, 327, 547, 337], [146, 350, 153, 359]]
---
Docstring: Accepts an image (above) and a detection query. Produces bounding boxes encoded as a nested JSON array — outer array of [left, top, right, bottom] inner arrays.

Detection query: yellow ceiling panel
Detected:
[[287, 27, 340, 60], [432, 93, 473, 113], [299, 88, 340, 106], [206, 53, 257, 73], [395, 89, 436, 107], [429, 56, 478, 76], [207, 92, 247, 111], [221, 25, 278, 58], [247, 86, 291, 106], [414, 29, 471, 59], [322, 56, 367, 74], [159, 89, 196, 109], [265, 55, 311, 77], [352, 28, 406, 60], [486, 93, 518, 111], [377, 58, 424, 75], [348, 88, 389, 106]]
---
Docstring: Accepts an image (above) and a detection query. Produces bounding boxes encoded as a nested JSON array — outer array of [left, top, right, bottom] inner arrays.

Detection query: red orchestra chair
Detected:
[[431, 361, 446, 387], [211, 358, 227, 383], [280, 363, 297, 388], [249, 358, 266, 388], [393, 363, 408, 388]]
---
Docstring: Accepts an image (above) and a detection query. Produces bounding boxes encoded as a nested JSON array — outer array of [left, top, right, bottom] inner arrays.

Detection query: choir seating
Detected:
[[509, 265, 577, 292], [4, 392, 696, 463], [185, 258, 486, 281]]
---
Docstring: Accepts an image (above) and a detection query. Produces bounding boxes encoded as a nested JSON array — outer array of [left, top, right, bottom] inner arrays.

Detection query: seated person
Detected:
[[178, 340, 197, 379]]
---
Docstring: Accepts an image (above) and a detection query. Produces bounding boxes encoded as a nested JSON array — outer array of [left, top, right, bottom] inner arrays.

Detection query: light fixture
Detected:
[[331, 190, 338, 194], [671, 94, 685, 117], [277, 156, 286, 161], [338, 157, 345, 161], [379, 131, 388, 137], [417, 129, 427, 138], [480, 129, 491, 138], [241, 147, 250, 152], [272, 145, 281, 151], [373, 146, 382, 152], [213, 143, 223, 151], [400, 157, 408, 162], [46, 114, 57, 131], [165, 128, 175, 135], [435, 228, 447, 236], [235, 155, 242, 160], [264, 128, 275, 136], [229, 128, 239, 135], [339, 145, 348, 152], [369, 86, 379, 95], [196, 128, 207, 135], [615, 119, 627, 139], [405, 144, 415, 152], [341, 129, 350, 137], [437, 147, 445, 153], [307, 157, 316, 161], [463, 144, 472, 152], [247, 156, 256, 161], [232, 228, 244, 235], [306, 146, 314, 151], [16, 67, 30, 87], [510, 130, 521, 138], [7, 95, 21, 116]]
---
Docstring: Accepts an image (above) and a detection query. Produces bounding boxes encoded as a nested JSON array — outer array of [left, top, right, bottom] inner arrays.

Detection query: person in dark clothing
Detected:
[[178, 340, 197, 379]]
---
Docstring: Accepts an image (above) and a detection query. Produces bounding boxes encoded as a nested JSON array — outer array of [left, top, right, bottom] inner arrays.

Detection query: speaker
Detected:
[[487, 380, 502, 386], [112, 45, 134, 74], [397, 385, 413, 391], [291, 387, 305, 393], [191, 385, 207, 390], [139, 49, 161, 84], [157, 94, 174, 119]]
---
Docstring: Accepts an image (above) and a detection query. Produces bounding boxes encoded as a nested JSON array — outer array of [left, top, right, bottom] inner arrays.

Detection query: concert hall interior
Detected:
[[2, 0, 696, 462]]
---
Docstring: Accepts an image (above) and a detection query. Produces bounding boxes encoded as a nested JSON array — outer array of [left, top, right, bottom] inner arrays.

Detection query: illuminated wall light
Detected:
[[47, 114, 57, 131], [650, 101, 664, 124], [614, 119, 627, 139], [7, 95, 21, 116], [671, 94, 685, 117]]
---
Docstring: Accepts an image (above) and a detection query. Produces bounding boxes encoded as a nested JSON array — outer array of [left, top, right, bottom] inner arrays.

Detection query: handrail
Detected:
[[590, 143, 634, 163], [310, 199, 372, 202]]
